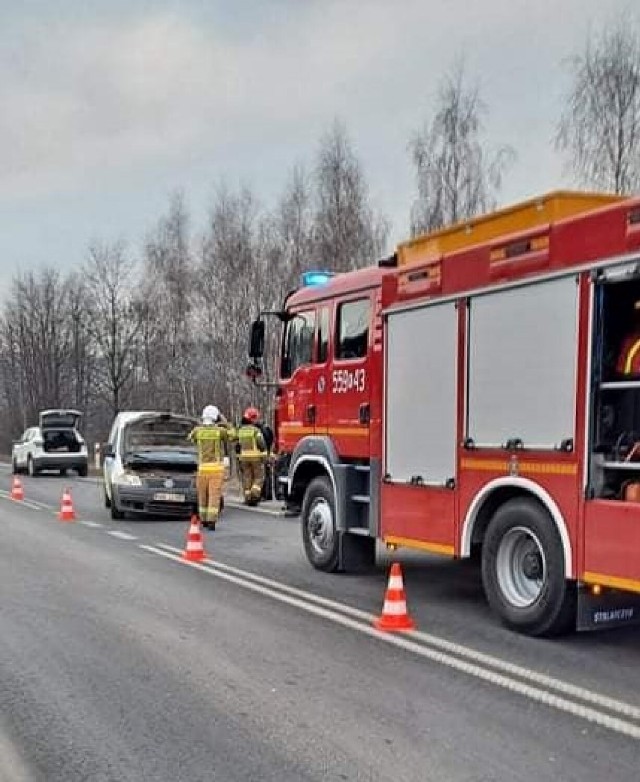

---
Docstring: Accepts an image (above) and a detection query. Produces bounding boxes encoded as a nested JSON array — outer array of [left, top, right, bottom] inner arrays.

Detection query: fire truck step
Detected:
[[354, 465, 371, 473], [347, 527, 371, 536], [350, 494, 370, 504]]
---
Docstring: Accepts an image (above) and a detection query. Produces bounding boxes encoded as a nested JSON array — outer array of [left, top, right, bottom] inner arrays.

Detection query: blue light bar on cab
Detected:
[[301, 270, 334, 287]]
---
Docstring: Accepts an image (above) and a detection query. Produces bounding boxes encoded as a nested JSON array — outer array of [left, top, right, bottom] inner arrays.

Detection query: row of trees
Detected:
[[0, 124, 389, 448], [1, 14, 639, 449]]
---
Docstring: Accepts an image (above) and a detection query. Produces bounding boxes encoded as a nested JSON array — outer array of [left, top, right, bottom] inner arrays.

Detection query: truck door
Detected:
[[277, 309, 316, 453], [329, 294, 373, 459], [309, 304, 331, 437]]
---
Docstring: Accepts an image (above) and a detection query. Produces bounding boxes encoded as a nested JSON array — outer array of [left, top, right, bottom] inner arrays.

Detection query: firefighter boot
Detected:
[[249, 483, 262, 506]]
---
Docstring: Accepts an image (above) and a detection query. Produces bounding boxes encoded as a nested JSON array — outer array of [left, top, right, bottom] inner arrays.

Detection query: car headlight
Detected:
[[116, 473, 142, 487]]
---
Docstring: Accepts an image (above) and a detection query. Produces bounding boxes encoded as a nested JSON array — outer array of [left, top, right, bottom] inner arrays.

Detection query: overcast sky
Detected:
[[0, 0, 633, 296]]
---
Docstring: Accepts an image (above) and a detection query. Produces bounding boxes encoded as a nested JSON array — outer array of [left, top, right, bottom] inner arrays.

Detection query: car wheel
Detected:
[[60, 468, 67, 477], [78, 465, 88, 477], [109, 487, 125, 520], [11, 457, 19, 475], [27, 456, 38, 477], [481, 497, 576, 637], [301, 476, 340, 573], [110, 502, 125, 520], [104, 487, 112, 508]]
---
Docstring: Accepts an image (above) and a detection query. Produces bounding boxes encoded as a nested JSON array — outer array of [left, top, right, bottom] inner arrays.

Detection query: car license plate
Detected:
[[153, 492, 185, 502]]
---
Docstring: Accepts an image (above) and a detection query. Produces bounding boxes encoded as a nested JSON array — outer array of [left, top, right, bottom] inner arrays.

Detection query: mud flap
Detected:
[[577, 587, 640, 631], [337, 532, 376, 573]]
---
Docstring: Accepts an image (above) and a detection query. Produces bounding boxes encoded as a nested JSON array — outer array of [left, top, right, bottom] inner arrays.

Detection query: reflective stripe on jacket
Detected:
[[617, 335, 640, 376], [237, 424, 266, 461], [189, 425, 231, 468]]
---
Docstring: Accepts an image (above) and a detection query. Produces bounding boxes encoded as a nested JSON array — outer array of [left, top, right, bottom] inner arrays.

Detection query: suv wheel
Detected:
[[11, 457, 19, 475], [110, 489, 125, 520], [110, 504, 125, 520], [27, 456, 38, 477], [78, 465, 88, 478]]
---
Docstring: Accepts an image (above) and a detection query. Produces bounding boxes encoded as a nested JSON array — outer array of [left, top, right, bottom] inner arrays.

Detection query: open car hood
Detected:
[[39, 409, 83, 430], [123, 450, 198, 469], [122, 412, 198, 466]]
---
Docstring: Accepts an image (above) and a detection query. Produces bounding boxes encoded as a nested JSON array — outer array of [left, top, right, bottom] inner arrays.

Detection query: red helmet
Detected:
[[244, 407, 260, 423]]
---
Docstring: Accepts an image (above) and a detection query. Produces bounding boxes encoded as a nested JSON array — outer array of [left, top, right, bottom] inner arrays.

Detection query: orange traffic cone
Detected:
[[181, 516, 208, 562], [11, 476, 24, 501], [58, 488, 76, 522], [373, 562, 416, 632]]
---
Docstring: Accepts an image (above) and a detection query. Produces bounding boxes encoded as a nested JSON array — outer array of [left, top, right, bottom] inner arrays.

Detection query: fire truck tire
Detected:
[[301, 476, 340, 573], [481, 498, 576, 637]]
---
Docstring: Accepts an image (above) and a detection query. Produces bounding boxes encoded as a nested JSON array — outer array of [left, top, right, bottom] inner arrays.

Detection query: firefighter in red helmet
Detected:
[[617, 300, 640, 377], [236, 407, 268, 505]]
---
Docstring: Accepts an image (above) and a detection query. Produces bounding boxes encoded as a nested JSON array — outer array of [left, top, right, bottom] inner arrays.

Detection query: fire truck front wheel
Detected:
[[301, 476, 340, 573], [481, 498, 576, 637]]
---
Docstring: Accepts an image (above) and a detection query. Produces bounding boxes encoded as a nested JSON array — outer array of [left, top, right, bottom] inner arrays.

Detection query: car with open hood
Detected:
[[102, 411, 199, 520], [12, 409, 88, 477]]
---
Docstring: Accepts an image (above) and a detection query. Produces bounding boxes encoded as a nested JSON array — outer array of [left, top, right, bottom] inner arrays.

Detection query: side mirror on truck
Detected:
[[249, 319, 265, 359]]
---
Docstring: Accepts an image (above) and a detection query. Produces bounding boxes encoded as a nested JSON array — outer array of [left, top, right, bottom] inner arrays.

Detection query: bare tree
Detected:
[[141, 192, 195, 414], [198, 185, 263, 420], [313, 120, 389, 271], [274, 164, 315, 292], [2, 270, 72, 418], [557, 15, 640, 194], [84, 241, 145, 416], [409, 62, 514, 234], [0, 267, 96, 446], [64, 271, 94, 414]]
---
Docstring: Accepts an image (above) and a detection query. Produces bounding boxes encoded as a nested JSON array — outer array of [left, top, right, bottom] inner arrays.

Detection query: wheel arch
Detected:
[[460, 477, 574, 579], [289, 455, 336, 508], [288, 436, 341, 510]]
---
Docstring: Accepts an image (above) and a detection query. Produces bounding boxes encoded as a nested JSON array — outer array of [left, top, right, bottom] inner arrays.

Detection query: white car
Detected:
[[12, 409, 89, 477], [102, 411, 199, 520]]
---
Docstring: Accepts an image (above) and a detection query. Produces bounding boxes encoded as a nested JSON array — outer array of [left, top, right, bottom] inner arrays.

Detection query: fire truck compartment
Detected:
[[590, 272, 640, 500], [467, 276, 578, 450], [385, 301, 458, 486], [584, 270, 640, 593]]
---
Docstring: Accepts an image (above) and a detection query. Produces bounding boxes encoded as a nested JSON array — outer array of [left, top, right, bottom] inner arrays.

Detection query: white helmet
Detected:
[[202, 404, 219, 425]]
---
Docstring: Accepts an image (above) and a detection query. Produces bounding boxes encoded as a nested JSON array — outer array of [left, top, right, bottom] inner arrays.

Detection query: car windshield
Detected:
[[123, 418, 196, 454]]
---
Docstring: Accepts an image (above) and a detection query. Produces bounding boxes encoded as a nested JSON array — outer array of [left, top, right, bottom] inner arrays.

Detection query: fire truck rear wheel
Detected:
[[481, 497, 576, 637], [301, 476, 340, 573]]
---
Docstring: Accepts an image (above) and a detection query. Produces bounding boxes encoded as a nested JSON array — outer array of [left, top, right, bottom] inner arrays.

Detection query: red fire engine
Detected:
[[248, 191, 640, 635]]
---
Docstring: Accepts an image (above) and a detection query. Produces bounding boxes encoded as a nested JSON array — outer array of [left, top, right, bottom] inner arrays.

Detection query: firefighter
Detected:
[[189, 405, 232, 530], [236, 407, 268, 506], [616, 300, 640, 377]]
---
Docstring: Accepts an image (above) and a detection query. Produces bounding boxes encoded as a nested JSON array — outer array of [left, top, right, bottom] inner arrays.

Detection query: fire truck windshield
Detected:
[[281, 310, 315, 379]]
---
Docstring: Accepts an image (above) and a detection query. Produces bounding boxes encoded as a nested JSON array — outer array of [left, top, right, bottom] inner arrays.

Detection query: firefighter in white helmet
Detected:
[[188, 405, 232, 529]]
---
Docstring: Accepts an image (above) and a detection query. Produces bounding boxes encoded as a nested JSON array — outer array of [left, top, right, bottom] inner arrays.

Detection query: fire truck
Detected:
[[248, 191, 640, 635]]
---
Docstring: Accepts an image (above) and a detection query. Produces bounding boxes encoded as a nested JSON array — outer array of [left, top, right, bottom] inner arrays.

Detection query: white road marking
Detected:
[[157, 544, 640, 720], [0, 490, 52, 512], [225, 500, 284, 517], [143, 543, 640, 740], [3, 481, 639, 738], [107, 530, 137, 541]]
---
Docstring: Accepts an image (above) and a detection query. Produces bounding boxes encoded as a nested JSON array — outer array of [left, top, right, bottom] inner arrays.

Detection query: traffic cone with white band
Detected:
[[373, 562, 416, 632], [11, 476, 24, 501], [181, 516, 208, 562], [58, 488, 76, 521]]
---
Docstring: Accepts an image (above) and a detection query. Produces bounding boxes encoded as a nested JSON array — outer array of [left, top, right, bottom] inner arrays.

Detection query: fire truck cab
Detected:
[[248, 191, 640, 636]]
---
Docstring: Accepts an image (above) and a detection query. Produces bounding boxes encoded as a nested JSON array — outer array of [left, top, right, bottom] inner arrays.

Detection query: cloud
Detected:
[[1, 1, 563, 202], [0, 0, 634, 249]]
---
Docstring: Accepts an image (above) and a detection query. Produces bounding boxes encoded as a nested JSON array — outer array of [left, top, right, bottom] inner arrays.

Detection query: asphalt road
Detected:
[[1, 467, 639, 781]]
